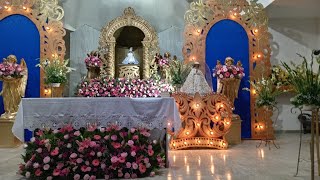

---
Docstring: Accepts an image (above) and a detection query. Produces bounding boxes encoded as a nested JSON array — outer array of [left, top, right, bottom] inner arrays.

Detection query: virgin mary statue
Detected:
[[180, 62, 212, 95], [122, 47, 139, 64]]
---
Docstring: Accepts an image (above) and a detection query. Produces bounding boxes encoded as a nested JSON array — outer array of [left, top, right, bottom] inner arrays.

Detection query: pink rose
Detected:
[[89, 175, 96, 180], [97, 152, 102, 157], [139, 164, 146, 173], [132, 162, 138, 170], [150, 171, 155, 177], [126, 162, 131, 168], [43, 156, 51, 164], [111, 135, 117, 141], [83, 174, 90, 180], [47, 176, 53, 180], [89, 141, 97, 148], [112, 142, 121, 149], [130, 128, 136, 133], [118, 157, 125, 163], [124, 173, 131, 179], [93, 135, 101, 140], [50, 148, 59, 156], [121, 152, 128, 158], [128, 140, 134, 146], [100, 127, 106, 133], [64, 134, 69, 139], [74, 131, 81, 136], [148, 145, 153, 150], [53, 169, 60, 176], [57, 163, 64, 170], [144, 158, 149, 163], [133, 135, 139, 140], [148, 149, 154, 156], [35, 169, 43, 176], [76, 158, 83, 164], [92, 159, 100, 166], [100, 163, 106, 169], [90, 151, 95, 156], [131, 173, 137, 178], [25, 172, 30, 178], [33, 162, 39, 169], [74, 174, 80, 180], [36, 148, 42, 153], [43, 164, 50, 170], [70, 153, 77, 159], [111, 156, 118, 163]]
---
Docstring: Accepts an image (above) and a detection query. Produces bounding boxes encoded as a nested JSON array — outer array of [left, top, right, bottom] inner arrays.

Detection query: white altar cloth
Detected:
[[13, 97, 180, 142]]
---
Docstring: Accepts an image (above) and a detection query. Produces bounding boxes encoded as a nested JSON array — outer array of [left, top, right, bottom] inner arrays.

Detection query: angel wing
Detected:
[[19, 59, 28, 97]]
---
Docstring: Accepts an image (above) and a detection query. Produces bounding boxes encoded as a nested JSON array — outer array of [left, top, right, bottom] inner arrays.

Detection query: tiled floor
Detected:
[[0, 133, 319, 180]]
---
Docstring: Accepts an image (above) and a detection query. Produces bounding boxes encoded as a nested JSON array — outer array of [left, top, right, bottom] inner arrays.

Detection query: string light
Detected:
[[254, 29, 259, 33], [185, 131, 190, 135], [22, 6, 27, 10], [184, 141, 187, 145], [46, 27, 51, 30], [197, 123, 200, 127], [210, 131, 214, 135], [4, 6, 8, 9]]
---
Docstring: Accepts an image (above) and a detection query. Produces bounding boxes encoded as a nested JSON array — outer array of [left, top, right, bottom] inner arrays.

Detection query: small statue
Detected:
[[0, 55, 28, 120], [225, 57, 234, 66], [122, 47, 139, 65], [164, 52, 171, 60], [237, 61, 242, 67]]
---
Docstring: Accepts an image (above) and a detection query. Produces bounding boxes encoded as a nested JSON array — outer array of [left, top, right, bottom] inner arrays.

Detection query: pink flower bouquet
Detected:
[[158, 58, 169, 68], [213, 64, 245, 79], [78, 77, 173, 98], [0, 61, 24, 79], [85, 53, 102, 68], [19, 124, 165, 179]]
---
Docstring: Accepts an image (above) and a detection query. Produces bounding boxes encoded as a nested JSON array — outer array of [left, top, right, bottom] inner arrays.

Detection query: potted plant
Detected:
[[282, 51, 320, 110], [37, 57, 75, 87]]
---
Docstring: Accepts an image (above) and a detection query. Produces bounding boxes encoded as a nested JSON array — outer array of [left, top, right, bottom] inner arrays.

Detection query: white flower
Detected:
[[30, 137, 35, 142]]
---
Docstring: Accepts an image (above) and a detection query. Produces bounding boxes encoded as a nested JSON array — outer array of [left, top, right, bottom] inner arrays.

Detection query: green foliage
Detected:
[[169, 60, 192, 85], [282, 52, 320, 107]]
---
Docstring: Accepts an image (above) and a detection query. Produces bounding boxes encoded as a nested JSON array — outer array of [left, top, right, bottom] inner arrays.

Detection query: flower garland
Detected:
[[78, 77, 173, 98], [0, 61, 24, 78], [19, 125, 165, 180]]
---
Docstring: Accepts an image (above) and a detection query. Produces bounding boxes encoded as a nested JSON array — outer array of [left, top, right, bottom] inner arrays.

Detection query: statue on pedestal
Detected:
[[180, 61, 212, 95], [0, 55, 28, 120], [122, 47, 139, 65]]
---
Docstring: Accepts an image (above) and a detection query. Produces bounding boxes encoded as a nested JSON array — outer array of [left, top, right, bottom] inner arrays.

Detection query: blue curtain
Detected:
[[0, 14, 40, 141], [205, 19, 251, 138]]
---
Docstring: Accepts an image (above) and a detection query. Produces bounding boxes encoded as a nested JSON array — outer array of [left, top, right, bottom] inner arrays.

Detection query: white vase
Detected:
[[51, 83, 61, 87], [302, 105, 317, 111]]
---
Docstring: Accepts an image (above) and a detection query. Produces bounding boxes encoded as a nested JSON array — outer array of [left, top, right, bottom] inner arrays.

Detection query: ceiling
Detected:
[[266, 0, 320, 18]]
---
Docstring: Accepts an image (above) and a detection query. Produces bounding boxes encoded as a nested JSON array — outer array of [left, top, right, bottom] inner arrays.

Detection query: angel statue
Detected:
[[180, 61, 212, 95], [0, 55, 28, 120], [122, 47, 139, 64]]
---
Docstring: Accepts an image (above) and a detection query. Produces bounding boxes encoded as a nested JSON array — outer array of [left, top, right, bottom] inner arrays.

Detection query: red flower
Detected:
[[35, 169, 43, 176], [50, 148, 59, 156], [139, 164, 146, 173], [92, 159, 100, 167], [53, 168, 60, 176], [93, 135, 101, 140]]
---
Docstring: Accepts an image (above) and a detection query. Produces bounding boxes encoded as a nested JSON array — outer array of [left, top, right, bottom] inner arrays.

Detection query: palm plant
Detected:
[[169, 60, 192, 86]]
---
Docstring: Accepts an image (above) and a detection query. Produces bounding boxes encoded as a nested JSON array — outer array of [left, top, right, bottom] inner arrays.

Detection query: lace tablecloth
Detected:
[[12, 97, 180, 142]]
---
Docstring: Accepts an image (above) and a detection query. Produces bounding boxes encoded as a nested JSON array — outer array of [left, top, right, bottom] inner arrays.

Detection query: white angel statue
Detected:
[[180, 62, 212, 95], [122, 47, 139, 64]]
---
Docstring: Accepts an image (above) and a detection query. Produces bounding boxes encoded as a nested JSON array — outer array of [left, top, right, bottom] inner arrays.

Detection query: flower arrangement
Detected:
[[78, 77, 173, 98], [158, 58, 169, 68], [270, 65, 290, 87], [85, 51, 102, 68], [19, 124, 165, 179], [169, 59, 192, 86], [243, 77, 283, 108], [0, 61, 24, 79], [37, 57, 75, 84], [282, 51, 320, 107], [213, 60, 245, 79]]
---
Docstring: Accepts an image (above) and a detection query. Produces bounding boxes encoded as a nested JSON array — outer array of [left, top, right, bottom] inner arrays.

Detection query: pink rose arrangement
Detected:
[[85, 52, 102, 68], [78, 77, 173, 98], [19, 124, 165, 179], [158, 58, 169, 68], [213, 64, 245, 79], [0, 61, 24, 79]]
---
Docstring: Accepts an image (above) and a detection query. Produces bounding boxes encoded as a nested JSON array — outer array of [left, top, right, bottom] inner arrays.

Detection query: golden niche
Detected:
[[0, 55, 27, 120], [99, 7, 159, 79], [169, 92, 232, 150]]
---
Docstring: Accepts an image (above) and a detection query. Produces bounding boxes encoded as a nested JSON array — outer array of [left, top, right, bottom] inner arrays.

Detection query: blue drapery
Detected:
[[205, 19, 251, 138], [0, 14, 40, 141]]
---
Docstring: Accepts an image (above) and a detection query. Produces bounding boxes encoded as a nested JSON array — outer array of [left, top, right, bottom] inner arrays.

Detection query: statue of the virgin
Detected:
[[122, 47, 139, 64]]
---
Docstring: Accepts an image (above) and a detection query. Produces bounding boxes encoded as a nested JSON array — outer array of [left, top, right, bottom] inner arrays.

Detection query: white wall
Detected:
[[269, 18, 319, 130]]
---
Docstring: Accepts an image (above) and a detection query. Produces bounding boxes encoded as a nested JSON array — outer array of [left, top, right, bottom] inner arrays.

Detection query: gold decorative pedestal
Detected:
[[217, 78, 241, 107], [0, 119, 21, 148], [51, 85, 65, 97], [118, 64, 140, 79], [225, 115, 242, 145], [86, 67, 101, 79]]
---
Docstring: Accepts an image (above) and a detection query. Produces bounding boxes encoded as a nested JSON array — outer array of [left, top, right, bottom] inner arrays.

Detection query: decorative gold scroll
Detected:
[[169, 92, 232, 150], [182, 0, 272, 139], [99, 7, 159, 79], [0, 0, 66, 97]]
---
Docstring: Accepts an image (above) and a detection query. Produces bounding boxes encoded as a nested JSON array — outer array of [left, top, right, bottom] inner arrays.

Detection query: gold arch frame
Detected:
[[99, 7, 159, 79], [0, 1, 66, 97], [182, 0, 272, 139]]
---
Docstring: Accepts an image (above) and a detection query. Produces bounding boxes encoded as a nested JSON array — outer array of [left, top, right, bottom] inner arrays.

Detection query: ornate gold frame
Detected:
[[182, 0, 272, 139], [170, 93, 233, 150], [99, 7, 159, 79], [0, 0, 66, 97]]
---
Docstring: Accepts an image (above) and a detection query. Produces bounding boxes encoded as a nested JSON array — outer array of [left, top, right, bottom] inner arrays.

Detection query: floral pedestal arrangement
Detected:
[[19, 125, 165, 179], [213, 57, 244, 106], [85, 51, 102, 79]]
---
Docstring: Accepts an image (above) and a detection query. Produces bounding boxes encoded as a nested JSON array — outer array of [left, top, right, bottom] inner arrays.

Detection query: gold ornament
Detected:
[[118, 65, 140, 79], [169, 92, 232, 150], [0, 55, 27, 120], [99, 7, 159, 79], [183, 0, 271, 139]]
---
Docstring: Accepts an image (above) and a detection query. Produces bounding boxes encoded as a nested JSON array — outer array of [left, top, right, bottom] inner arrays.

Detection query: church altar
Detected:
[[12, 97, 180, 142]]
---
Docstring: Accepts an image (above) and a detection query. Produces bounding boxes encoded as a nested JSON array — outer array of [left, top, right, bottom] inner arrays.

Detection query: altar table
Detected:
[[12, 97, 180, 142]]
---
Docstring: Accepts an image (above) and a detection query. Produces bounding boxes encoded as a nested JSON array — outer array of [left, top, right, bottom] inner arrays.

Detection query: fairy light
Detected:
[[197, 140, 201, 143], [46, 27, 51, 30], [197, 123, 200, 127], [210, 141, 213, 145], [252, 89, 257, 95], [185, 131, 190, 135], [254, 29, 259, 33], [225, 121, 230, 125], [210, 131, 214, 135], [197, 29, 201, 33], [4, 6, 8, 9], [184, 141, 187, 145], [22, 6, 27, 10]]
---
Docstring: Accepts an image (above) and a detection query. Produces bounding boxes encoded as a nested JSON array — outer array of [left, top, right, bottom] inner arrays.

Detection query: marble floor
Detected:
[[0, 133, 319, 180]]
